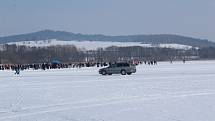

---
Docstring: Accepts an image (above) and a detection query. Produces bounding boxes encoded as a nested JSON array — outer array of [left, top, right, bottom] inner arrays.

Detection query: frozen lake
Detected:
[[1, 60, 215, 121]]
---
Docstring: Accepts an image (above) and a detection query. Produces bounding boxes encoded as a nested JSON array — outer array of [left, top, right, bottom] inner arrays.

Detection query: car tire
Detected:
[[101, 70, 107, 75], [121, 70, 127, 75], [127, 72, 132, 75], [108, 73, 112, 75]]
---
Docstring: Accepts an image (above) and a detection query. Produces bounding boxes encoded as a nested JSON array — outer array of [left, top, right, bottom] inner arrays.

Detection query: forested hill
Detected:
[[0, 30, 215, 48]]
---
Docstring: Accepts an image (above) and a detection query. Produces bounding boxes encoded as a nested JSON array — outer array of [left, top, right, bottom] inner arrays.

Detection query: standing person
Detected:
[[14, 65, 20, 75], [183, 59, 186, 63], [42, 63, 46, 70], [154, 60, 157, 65]]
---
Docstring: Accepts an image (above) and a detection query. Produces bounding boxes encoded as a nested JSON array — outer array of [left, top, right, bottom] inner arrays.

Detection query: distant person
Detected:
[[150, 61, 154, 65], [154, 60, 157, 65], [14, 66, 20, 75], [183, 59, 186, 63], [42, 63, 46, 70]]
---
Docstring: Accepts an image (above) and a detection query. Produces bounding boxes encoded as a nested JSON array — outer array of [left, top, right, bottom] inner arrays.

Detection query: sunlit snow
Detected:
[[1, 60, 215, 121]]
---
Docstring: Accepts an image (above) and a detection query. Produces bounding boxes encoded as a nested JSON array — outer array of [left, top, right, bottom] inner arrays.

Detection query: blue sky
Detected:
[[0, 0, 214, 41]]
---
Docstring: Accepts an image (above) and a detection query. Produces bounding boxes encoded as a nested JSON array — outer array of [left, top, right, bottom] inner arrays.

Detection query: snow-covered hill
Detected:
[[7, 39, 194, 50], [1, 30, 214, 48]]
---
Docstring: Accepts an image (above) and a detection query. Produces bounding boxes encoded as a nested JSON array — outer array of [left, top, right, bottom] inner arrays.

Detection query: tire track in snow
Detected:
[[1, 74, 213, 89], [1, 90, 215, 120]]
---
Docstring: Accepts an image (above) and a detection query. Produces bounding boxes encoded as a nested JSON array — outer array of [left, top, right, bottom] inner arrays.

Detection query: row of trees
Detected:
[[0, 44, 215, 64], [0, 44, 84, 64]]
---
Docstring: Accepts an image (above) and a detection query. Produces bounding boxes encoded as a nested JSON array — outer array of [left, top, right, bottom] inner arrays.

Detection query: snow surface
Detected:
[[6, 39, 194, 50], [1, 60, 215, 121]]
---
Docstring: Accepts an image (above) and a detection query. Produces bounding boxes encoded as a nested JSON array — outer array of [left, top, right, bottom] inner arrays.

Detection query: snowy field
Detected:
[[1, 60, 215, 121], [6, 39, 193, 50]]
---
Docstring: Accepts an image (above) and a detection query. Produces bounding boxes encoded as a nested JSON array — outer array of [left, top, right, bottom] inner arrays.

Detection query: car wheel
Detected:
[[121, 70, 126, 75], [127, 72, 132, 75], [101, 70, 107, 75], [108, 73, 112, 75]]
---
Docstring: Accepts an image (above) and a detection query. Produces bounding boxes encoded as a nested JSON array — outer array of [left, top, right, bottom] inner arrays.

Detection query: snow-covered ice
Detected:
[[0, 60, 215, 121]]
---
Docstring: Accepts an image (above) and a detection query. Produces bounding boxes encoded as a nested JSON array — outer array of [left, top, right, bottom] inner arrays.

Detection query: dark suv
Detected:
[[99, 62, 136, 75]]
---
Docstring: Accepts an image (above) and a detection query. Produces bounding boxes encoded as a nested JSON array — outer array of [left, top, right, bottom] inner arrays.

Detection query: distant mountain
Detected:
[[0, 30, 215, 48]]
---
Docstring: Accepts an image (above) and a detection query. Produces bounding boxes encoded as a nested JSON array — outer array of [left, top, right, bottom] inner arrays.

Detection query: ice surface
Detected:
[[0, 60, 215, 121]]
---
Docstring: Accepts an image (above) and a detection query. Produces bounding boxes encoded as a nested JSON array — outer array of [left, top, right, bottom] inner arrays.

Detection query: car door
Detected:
[[107, 64, 117, 74], [115, 63, 123, 73]]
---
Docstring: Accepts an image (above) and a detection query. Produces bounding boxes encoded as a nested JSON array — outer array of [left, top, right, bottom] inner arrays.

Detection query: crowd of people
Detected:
[[0, 62, 106, 71], [143, 60, 158, 65], [0, 60, 159, 75]]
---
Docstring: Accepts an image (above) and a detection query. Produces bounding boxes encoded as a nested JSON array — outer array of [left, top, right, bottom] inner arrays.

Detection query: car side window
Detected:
[[110, 64, 117, 68], [117, 63, 122, 67], [125, 63, 130, 67]]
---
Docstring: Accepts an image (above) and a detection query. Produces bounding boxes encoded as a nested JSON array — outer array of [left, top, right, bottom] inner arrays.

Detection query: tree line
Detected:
[[0, 44, 215, 64]]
